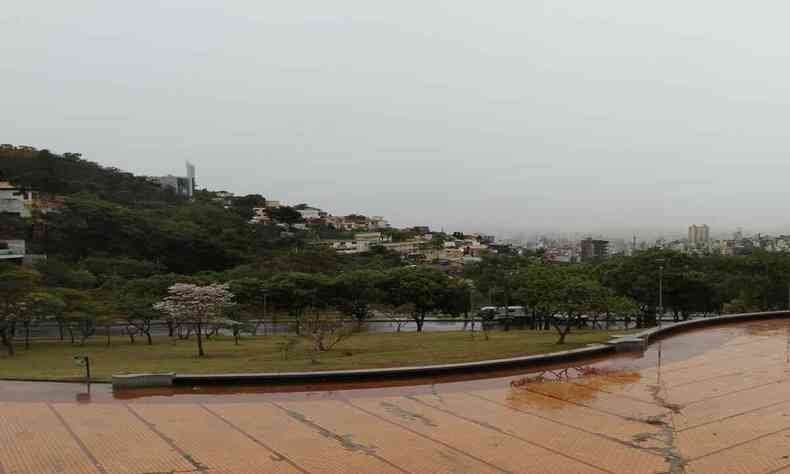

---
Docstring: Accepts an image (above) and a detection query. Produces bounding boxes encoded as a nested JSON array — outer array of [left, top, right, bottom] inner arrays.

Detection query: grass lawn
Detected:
[[0, 330, 625, 382]]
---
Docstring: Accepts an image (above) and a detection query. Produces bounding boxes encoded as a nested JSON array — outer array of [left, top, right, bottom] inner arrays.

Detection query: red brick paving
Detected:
[[3, 320, 790, 473]]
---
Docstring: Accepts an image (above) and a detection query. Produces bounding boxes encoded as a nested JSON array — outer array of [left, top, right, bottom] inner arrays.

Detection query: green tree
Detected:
[[441, 279, 472, 320], [267, 272, 331, 334], [552, 276, 608, 344], [35, 258, 97, 289], [19, 291, 66, 349], [605, 295, 641, 329], [81, 257, 162, 285], [381, 267, 450, 332], [331, 270, 384, 327], [54, 289, 107, 345], [270, 206, 303, 226], [465, 255, 532, 319], [228, 277, 270, 335], [0, 266, 40, 355], [599, 249, 688, 327], [513, 264, 563, 331], [229, 194, 267, 220]]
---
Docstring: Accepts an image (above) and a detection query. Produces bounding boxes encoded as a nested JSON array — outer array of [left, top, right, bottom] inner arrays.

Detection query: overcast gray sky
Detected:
[[3, 1, 789, 239]]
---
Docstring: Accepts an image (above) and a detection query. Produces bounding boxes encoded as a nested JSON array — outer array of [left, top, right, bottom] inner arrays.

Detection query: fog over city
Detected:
[[3, 1, 790, 239]]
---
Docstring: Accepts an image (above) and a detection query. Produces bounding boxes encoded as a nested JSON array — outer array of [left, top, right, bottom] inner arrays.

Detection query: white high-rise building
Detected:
[[153, 162, 195, 198], [688, 224, 710, 244], [186, 161, 196, 192]]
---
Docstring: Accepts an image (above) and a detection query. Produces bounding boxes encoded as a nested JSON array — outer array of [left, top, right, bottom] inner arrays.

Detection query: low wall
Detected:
[[635, 310, 790, 344], [112, 373, 174, 389], [172, 344, 614, 386], [112, 310, 790, 389]]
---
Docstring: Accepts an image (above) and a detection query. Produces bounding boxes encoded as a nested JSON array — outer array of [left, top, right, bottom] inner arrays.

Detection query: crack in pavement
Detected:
[[644, 384, 688, 474], [277, 405, 377, 455], [381, 401, 438, 428]]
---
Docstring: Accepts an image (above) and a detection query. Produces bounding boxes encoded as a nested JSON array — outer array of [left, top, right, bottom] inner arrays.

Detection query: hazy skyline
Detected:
[[4, 1, 790, 238]]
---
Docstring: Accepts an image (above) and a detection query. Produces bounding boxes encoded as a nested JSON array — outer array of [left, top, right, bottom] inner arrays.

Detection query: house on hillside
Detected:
[[0, 239, 26, 263], [249, 207, 273, 225], [368, 216, 390, 230], [0, 181, 33, 218], [318, 232, 391, 254], [297, 207, 323, 221]]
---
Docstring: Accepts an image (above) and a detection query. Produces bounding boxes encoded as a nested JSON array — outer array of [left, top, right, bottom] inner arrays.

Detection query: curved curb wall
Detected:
[[635, 310, 790, 344], [111, 310, 790, 389], [171, 344, 614, 387]]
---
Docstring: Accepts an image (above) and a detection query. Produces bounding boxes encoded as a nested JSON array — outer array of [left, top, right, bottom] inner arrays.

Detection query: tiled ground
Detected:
[[3, 320, 790, 473]]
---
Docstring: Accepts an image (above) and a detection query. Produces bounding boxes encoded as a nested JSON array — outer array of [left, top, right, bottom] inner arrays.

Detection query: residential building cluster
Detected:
[[237, 195, 392, 232], [313, 229, 500, 268], [0, 180, 62, 263], [657, 229, 790, 256]]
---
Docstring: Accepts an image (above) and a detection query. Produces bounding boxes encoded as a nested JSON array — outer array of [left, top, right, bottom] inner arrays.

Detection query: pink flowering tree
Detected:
[[154, 283, 235, 357]]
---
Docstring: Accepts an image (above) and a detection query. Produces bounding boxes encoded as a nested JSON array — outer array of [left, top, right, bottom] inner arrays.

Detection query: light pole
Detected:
[[656, 259, 665, 327], [467, 284, 475, 332], [263, 289, 269, 334]]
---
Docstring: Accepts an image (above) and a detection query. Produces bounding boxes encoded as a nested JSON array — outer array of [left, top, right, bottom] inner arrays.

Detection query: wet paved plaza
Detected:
[[3, 319, 790, 473]]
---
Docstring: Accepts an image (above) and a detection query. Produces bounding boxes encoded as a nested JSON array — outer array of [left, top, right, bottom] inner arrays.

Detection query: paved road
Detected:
[[2, 319, 789, 473]]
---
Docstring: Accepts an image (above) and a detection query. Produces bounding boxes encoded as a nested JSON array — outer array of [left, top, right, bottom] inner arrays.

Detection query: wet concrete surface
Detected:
[[2, 319, 790, 473]]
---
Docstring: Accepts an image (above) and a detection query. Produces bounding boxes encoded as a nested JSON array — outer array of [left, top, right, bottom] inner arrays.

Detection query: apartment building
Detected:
[[580, 238, 609, 261], [688, 224, 710, 244]]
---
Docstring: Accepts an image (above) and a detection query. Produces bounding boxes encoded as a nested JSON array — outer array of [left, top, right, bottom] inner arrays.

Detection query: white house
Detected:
[[0, 181, 32, 218], [297, 207, 322, 221], [0, 239, 26, 262]]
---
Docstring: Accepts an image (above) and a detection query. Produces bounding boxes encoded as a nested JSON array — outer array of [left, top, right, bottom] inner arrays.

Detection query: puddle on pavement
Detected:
[[2, 319, 789, 404], [507, 367, 643, 410]]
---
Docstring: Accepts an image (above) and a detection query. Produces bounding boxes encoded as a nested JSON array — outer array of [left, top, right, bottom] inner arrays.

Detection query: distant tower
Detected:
[[185, 161, 196, 197]]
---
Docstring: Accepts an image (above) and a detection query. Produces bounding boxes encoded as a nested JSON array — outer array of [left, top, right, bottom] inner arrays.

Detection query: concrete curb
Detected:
[[171, 344, 614, 386], [0, 377, 111, 384], [634, 310, 790, 344], [112, 373, 174, 389], [109, 310, 790, 389]]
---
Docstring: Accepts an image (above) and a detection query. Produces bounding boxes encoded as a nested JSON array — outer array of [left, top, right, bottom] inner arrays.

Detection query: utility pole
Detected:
[[656, 259, 665, 327]]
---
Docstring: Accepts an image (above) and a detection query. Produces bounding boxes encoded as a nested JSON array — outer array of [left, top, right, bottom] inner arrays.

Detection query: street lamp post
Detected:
[[656, 259, 666, 327], [263, 290, 269, 334], [467, 285, 475, 332]]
